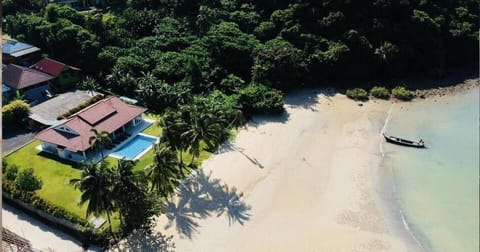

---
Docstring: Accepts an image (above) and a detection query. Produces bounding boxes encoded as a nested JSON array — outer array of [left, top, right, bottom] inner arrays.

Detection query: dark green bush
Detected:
[[370, 86, 390, 99], [237, 83, 284, 115], [392, 86, 413, 101], [14, 168, 42, 192], [346, 88, 369, 101], [4, 164, 19, 181], [219, 74, 245, 94], [2, 99, 30, 128]]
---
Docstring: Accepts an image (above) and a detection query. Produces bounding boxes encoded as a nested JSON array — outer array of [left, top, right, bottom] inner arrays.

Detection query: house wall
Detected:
[[135, 114, 143, 125], [40, 141, 86, 162], [13, 52, 42, 66], [64, 151, 85, 162], [57, 148, 67, 159], [41, 142, 58, 154], [2, 54, 16, 64], [66, 152, 86, 162]]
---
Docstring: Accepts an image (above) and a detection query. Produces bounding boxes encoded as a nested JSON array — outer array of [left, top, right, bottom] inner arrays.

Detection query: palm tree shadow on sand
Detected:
[[216, 142, 264, 169], [163, 170, 251, 239], [120, 229, 175, 252]]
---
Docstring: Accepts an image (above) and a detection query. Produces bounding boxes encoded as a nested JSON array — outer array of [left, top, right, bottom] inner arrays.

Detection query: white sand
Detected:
[[144, 90, 413, 252], [2, 203, 101, 251]]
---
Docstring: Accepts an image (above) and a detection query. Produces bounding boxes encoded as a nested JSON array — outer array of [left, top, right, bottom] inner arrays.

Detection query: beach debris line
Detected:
[[383, 133, 426, 148]]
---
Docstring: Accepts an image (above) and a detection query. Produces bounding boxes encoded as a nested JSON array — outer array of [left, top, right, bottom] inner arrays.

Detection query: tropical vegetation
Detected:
[[392, 86, 414, 100], [14, 168, 43, 192], [4, 1, 477, 115], [3, 0, 478, 247], [2, 99, 30, 128], [370, 86, 390, 99], [346, 88, 369, 101]]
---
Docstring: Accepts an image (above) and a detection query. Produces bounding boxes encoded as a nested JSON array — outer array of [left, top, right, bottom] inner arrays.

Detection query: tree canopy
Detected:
[[5, 1, 477, 104]]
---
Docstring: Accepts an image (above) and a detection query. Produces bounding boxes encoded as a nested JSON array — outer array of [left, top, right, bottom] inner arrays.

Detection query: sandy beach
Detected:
[[136, 89, 418, 252]]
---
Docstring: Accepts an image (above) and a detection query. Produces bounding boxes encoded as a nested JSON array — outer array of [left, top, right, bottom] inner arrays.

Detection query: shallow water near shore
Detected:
[[382, 87, 479, 252]]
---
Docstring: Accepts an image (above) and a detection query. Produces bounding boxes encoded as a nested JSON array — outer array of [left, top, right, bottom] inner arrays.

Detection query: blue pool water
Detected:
[[110, 134, 157, 160]]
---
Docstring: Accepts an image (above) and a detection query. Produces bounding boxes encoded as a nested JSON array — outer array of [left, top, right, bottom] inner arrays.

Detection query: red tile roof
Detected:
[[35, 97, 147, 152], [31, 58, 80, 77], [79, 102, 117, 125], [2, 64, 55, 90]]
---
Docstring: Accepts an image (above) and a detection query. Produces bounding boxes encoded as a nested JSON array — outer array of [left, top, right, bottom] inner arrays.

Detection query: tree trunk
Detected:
[[189, 155, 196, 167], [178, 151, 184, 175], [106, 211, 119, 250], [106, 211, 114, 240], [100, 145, 105, 160], [179, 149, 183, 164]]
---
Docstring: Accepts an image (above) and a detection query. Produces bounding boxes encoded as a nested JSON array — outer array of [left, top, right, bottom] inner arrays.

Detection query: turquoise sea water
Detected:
[[383, 87, 479, 252]]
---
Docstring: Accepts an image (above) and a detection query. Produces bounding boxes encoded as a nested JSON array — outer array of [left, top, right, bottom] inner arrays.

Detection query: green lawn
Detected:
[[143, 113, 162, 137], [4, 140, 87, 218]]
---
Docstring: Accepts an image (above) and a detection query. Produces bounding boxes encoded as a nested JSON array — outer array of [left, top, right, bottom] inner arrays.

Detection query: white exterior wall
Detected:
[[41, 142, 58, 154]]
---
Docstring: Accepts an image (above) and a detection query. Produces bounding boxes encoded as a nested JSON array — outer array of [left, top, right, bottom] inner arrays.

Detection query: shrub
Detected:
[[4, 164, 19, 181], [14, 168, 42, 192], [219, 74, 245, 94], [346, 88, 369, 101], [370, 86, 390, 99], [392, 86, 413, 100], [237, 83, 284, 115], [2, 99, 30, 128]]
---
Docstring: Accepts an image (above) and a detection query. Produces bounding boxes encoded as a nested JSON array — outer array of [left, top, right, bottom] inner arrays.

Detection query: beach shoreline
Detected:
[[378, 84, 479, 252], [113, 79, 478, 251], [412, 78, 478, 99]]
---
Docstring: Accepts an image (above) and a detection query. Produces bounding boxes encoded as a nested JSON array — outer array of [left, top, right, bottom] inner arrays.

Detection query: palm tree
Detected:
[[136, 72, 161, 111], [195, 6, 207, 36], [159, 110, 189, 174], [182, 105, 224, 166], [89, 128, 111, 161], [79, 76, 99, 96], [147, 142, 179, 198], [70, 161, 116, 239], [112, 159, 139, 226]]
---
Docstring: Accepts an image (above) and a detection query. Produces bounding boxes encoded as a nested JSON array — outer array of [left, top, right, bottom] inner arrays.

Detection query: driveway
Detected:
[[2, 128, 35, 154]]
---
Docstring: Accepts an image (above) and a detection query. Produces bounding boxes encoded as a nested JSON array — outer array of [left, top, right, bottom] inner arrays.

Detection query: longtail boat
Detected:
[[383, 133, 425, 148]]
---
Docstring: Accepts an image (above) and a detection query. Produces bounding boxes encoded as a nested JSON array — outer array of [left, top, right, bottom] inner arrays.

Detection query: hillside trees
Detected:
[[252, 38, 305, 91]]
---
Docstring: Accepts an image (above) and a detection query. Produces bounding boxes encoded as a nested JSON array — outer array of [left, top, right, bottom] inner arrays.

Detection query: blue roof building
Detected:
[[2, 39, 41, 65]]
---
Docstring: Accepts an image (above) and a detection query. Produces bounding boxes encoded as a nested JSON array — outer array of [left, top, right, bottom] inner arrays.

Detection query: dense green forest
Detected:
[[4, 0, 478, 115]]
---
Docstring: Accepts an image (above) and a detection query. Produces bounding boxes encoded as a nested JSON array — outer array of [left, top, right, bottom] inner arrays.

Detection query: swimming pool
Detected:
[[109, 134, 158, 160]]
